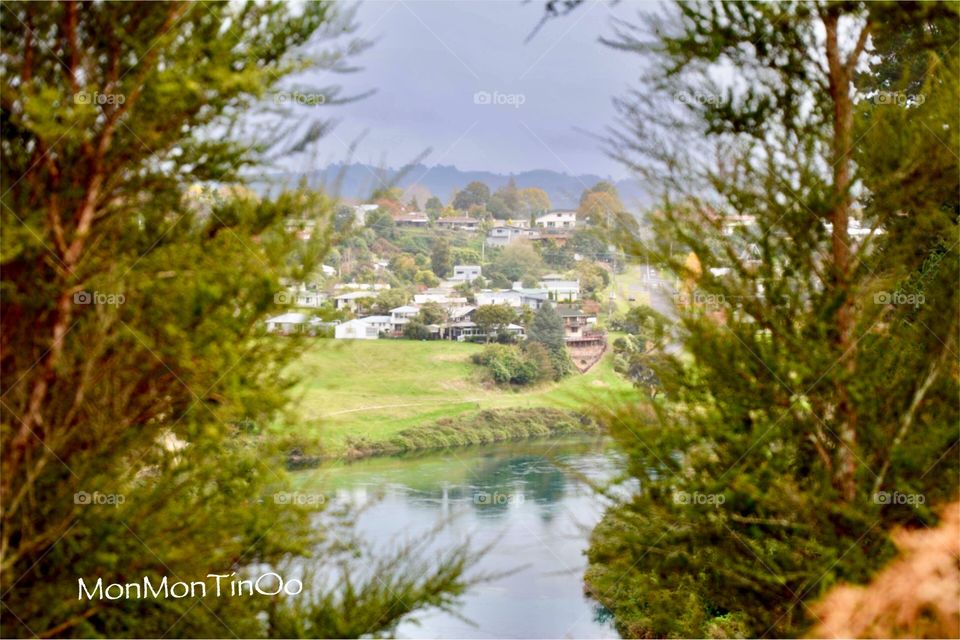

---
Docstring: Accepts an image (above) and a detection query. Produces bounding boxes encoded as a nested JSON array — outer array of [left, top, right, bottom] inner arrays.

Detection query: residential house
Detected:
[[475, 288, 547, 310], [452, 265, 482, 282], [334, 291, 375, 312], [390, 305, 420, 334], [486, 224, 537, 247], [334, 315, 392, 340], [266, 312, 318, 335], [555, 304, 606, 372], [393, 213, 430, 227], [534, 211, 577, 231], [436, 216, 480, 231], [539, 276, 580, 302]]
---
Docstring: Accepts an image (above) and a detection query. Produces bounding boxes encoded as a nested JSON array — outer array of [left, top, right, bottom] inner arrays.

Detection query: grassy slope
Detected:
[[278, 338, 632, 454]]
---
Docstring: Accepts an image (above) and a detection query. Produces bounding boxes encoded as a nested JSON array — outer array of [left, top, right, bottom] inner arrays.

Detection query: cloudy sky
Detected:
[[301, 0, 651, 179]]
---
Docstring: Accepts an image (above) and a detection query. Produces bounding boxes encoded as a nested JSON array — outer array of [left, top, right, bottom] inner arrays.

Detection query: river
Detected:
[[295, 436, 623, 639]]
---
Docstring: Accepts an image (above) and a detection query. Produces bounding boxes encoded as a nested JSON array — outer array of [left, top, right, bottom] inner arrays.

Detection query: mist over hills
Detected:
[[249, 163, 650, 210]]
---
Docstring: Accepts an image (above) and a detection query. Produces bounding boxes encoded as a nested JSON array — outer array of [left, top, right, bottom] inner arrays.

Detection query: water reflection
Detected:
[[297, 436, 623, 639]]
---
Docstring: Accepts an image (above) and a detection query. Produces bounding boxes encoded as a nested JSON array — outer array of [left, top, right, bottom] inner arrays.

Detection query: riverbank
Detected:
[[274, 339, 632, 458]]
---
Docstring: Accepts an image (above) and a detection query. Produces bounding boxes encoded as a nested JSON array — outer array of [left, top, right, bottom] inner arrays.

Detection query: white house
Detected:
[[486, 225, 537, 247], [321, 264, 337, 277], [266, 312, 317, 335], [334, 291, 375, 312], [534, 211, 576, 230], [475, 289, 546, 310], [452, 265, 482, 282], [436, 216, 480, 231], [390, 305, 420, 333], [539, 276, 580, 302], [334, 315, 392, 340]]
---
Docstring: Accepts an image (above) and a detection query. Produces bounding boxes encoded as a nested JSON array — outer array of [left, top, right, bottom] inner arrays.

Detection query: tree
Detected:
[[416, 302, 447, 326], [518, 187, 551, 216], [578, 190, 622, 225], [425, 195, 444, 213], [526, 302, 572, 380], [389, 254, 418, 282], [407, 195, 420, 211], [473, 304, 516, 342], [489, 240, 543, 283], [372, 288, 409, 314], [583, 2, 959, 637], [431, 237, 452, 278], [0, 3, 478, 636], [452, 181, 490, 211]]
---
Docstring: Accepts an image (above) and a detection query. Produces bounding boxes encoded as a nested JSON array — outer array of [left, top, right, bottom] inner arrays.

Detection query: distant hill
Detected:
[[248, 163, 650, 210]]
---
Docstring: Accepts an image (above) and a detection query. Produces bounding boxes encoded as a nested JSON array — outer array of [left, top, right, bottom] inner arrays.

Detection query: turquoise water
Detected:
[[297, 437, 622, 638]]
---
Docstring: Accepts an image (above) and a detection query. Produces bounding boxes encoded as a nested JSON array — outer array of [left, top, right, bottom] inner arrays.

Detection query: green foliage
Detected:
[[588, 2, 960, 637], [0, 2, 477, 636], [402, 320, 433, 340], [430, 237, 452, 278], [416, 302, 447, 326], [372, 288, 410, 314], [452, 181, 491, 211], [526, 303, 573, 380], [471, 345, 540, 385], [472, 304, 516, 342], [488, 241, 544, 283]]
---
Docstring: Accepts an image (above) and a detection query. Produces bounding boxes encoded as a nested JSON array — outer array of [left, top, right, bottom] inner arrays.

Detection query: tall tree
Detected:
[[0, 2, 477, 636], [526, 302, 572, 379], [431, 237, 452, 278], [452, 181, 491, 211], [584, 2, 959, 637]]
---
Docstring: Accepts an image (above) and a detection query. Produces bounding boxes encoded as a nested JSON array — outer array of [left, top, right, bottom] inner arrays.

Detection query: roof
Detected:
[[391, 305, 420, 313], [267, 312, 309, 324], [358, 315, 391, 323], [335, 291, 375, 300], [437, 216, 478, 224]]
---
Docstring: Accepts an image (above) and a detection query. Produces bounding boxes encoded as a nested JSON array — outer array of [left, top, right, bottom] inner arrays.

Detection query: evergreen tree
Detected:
[[527, 303, 572, 379], [431, 237, 452, 278], [0, 3, 478, 636], [584, 2, 959, 637]]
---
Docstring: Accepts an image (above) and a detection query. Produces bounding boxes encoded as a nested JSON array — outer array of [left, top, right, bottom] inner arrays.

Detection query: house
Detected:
[[436, 216, 480, 231], [486, 225, 537, 247], [539, 276, 580, 302], [447, 306, 476, 323], [334, 291, 375, 312], [413, 293, 468, 306], [334, 315, 392, 340], [555, 304, 597, 340], [447, 321, 525, 342], [321, 264, 337, 277], [534, 211, 577, 230], [266, 312, 320, 335], [393, 213, 429, 227], [475, 289, 547, 310], [452, 265, 482, 282], [390, 305, 420, 334]]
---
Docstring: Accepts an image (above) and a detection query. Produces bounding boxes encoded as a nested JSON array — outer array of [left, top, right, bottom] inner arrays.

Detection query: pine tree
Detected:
[[584, 2, 959, 637]]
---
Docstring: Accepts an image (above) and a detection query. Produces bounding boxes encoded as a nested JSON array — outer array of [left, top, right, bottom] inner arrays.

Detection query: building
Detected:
[[265, 312, 327, 336], [555, 304, 606, 372], [333, 291, 375, 312], [452, 265, 482, 282], [436, 216, 480, 231], [393, 213, 430, 227], [390, 305, 420, 334], [486, 225, 537, 247], [334, 315, 392, 340], [539, 276, 580, 302], [534, 211, 577, 230], [475, 289, 546, 310]]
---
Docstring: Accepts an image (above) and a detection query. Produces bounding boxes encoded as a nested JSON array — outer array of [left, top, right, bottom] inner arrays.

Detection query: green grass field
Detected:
[[277, 338, 633, 453]]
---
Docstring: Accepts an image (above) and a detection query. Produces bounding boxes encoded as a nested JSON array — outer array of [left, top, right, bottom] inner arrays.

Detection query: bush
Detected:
[[471, 345, 541, 385]]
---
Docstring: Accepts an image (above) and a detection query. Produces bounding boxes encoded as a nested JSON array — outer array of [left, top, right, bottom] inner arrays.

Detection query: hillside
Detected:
[[249, 162, 651, 210], [279, 339, 632, 454]]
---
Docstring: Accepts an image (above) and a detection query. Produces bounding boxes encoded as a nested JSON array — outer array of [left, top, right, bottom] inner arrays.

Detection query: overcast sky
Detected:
[[302, 0, 651, 179]]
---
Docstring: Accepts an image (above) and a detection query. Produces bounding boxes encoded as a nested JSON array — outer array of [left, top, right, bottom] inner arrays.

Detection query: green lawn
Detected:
[[277, 338, 633, 453]]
